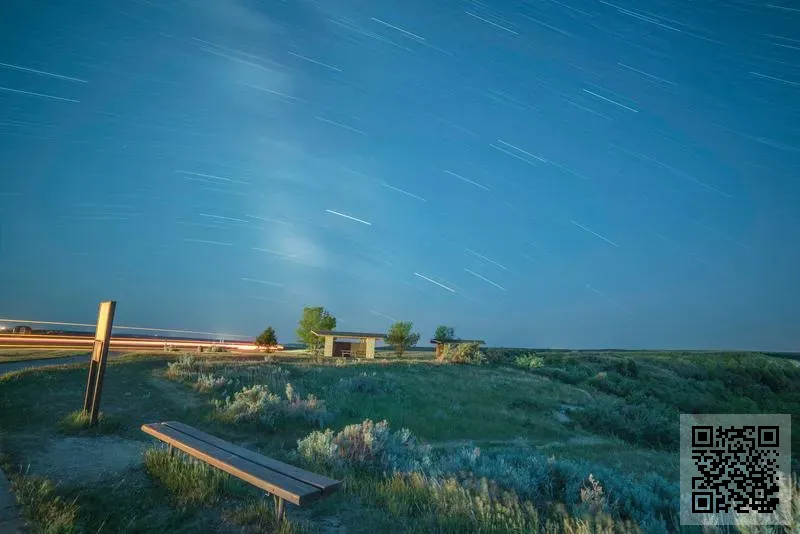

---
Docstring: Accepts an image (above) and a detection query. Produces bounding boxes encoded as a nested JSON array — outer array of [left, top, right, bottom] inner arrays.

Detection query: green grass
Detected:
[[56, 410, 125, 436], [143, 446, 247, 506], [224, 499, 306, 533], [7, 471, 79, 534], [0, 349, 798, 532]]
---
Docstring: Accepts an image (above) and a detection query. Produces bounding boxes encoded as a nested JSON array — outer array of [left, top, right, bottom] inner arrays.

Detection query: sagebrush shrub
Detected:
[[573, 392, 678, 449], [336, 372, 397, 395], [579, 473, 607, 514], [165, 354, 204, 380], [297, 420, 678, 530], [297, 419, 432, 473], [213, 385, 280, 424], [194, 374, 229, 393], [213, 383, 330, 428], [515, 353, 545, 370], [615, 359, 639, 378], [440, 342, 487, 365]]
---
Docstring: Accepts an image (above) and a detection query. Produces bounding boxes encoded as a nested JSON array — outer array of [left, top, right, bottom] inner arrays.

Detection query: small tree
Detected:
[[256, 326, 278, 351], [385, 321, 420, 356], [296, 306, 337, 355], [433, 325, 455, 343]]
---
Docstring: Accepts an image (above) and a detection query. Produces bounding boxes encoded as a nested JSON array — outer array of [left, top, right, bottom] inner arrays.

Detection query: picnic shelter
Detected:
[[312, 330, 386, 358]]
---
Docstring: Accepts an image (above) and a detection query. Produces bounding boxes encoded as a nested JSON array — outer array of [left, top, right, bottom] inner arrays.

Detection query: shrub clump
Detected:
[[165, 354, 204, 381], [193, 373, 230, 393], [572, 392, 678, 449], [213, 383, 330, 428], [615, 358, 639, 378], [283, 383, 331, 428], [213, 384, 279, 424], [440, 342, 487, 365], [336, 372, 397, 395], [297, 419, 432, 474], [298, 420, 678, 531], [515, 353, 545, 370]]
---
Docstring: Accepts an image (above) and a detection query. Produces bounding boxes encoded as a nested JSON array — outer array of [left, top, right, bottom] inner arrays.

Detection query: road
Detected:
[[0, 334, 275, 352], [0, 334, 282, 375], [0, 352, 100, 374]]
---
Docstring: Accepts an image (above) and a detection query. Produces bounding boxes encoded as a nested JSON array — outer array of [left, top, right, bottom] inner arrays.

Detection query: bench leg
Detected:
[[168, 444, 175, 458], [273, 495, 285, 522]]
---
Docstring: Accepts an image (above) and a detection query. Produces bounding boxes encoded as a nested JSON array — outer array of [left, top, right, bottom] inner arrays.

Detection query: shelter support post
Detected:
[[365, 337, 376, 359]]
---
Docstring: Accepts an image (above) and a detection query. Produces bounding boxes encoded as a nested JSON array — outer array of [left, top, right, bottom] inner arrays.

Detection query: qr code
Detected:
[[680, 414, 792, 526]]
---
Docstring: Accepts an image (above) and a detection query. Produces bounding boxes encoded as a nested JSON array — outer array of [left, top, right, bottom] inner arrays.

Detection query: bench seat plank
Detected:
[[162, 421, 341, 496], [142, 423, 321, 505]]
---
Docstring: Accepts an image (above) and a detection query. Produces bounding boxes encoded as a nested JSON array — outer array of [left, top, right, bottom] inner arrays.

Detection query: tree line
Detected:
[[255, 306, 460, 356]]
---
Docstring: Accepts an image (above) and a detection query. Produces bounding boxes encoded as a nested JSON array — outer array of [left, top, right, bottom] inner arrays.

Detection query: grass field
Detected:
[[0, 349, 798, 533]]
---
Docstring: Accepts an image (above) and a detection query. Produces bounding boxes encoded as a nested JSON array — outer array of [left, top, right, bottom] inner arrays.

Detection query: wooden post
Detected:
[[365, 337, 376, 359], [82, 301, 116, 426], [323, 335, 334, 357], [274, 495, 285, 522]]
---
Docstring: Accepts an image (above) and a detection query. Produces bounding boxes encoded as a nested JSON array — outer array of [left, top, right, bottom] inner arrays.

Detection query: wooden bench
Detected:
[[141, 421, 341, 521]]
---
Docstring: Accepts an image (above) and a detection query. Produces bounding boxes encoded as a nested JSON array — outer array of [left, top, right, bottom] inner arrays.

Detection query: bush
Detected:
[[193, 374, 230, 393], [615, 359, 639, 378], [435, 445, 677, 530], [213, 364, 291, 393], [440, 343, 487, 365], [587, 371, 637, 398], [283, 383, 332, 428], [213, 384, 280, 424], [297, 420, 679, 531], [515, 353, 545, 370], [336, 372, 397, 395], [572, 392, 678, 449], [213, 383, 330, 428], [165, 355, 204, 380], [297, 419, 432, 474]]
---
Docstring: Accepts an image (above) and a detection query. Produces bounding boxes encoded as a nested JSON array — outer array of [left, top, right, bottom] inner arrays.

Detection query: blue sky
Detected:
[[1, 0, 798, 350]]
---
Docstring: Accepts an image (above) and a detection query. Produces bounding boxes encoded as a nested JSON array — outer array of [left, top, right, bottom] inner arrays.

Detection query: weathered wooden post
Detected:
[[82, 300, 116, 425]]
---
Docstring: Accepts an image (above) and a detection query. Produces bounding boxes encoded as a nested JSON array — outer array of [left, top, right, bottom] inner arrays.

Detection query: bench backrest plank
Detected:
[[162, 421, 341, 496], [142, 423, 322, 505]]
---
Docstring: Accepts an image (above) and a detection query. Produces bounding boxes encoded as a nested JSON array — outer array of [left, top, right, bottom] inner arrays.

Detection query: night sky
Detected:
[[1, 0, 798, 350]]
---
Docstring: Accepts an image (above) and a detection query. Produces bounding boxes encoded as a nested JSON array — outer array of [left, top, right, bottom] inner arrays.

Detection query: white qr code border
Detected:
[[680, 413, 792, 527]]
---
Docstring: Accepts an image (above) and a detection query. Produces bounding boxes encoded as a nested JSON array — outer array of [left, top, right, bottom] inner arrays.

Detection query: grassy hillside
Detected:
[[0, 349, 798, 532]]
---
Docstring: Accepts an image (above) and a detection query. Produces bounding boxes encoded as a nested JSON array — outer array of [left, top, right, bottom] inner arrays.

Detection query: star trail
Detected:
[[0, 0, 798, 350]]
